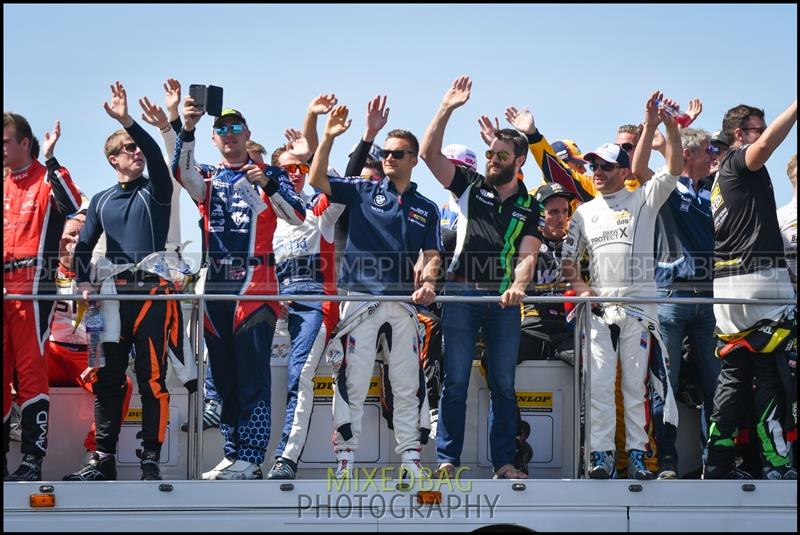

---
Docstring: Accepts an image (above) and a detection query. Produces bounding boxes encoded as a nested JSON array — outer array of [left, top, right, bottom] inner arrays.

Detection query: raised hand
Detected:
[[308, 93, 338, 115], [163, 78, 182, 120], [478, 115, 500, 146], [505, 106, 536, 135], [644, 90, 664, 126], [365, 95, 390, 139], [42, 120, 61, 160], [685, 98, 703, 127], [103, 81, 132, 126], [139, 96, 169, 130], [324, 106, 352, 138], [441, 75, 472, 111], [182, 95, 204, 131], [284, 128, 312, 160]]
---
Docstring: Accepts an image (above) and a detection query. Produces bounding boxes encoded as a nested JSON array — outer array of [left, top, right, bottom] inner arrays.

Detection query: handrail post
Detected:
[[582, 303, 592, 478], [186, 297, 198, 479], [194, 294, 206, 479], [572, 303, 583, 479]]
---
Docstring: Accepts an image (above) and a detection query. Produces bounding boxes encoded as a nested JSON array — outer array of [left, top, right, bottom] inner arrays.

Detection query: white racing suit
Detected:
[[590, 303, 678, 452], [325, 297, 430, 455], [564, 166, 679, 454]]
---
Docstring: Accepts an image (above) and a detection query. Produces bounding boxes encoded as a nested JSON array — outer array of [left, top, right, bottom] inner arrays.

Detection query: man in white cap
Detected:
[[561, 91, 684, 480]]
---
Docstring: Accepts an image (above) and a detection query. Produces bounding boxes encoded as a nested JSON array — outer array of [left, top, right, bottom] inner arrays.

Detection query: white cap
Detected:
[[583, 143, 631, 168], [442, 143, 477, 170]]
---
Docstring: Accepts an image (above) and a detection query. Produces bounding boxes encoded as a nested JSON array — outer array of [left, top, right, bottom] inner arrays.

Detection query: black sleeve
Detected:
[[74, 195, 104, 284], [45, 157, 81, 215], [446, 165, 480, 199], [170, 118, 182, 135], [526, 131, 544, 144], [126, 120, 172, 203], [345, 138, 373, 177]]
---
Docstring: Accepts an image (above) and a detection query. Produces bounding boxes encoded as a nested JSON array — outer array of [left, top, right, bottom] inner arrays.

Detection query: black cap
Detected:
[[534, 182, 576, 205], [213, 108, 247, 128]]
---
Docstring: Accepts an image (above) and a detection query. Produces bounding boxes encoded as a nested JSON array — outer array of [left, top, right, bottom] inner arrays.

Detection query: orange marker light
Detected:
[[417, 491, 442, 505], [30, 494, 56, 508]]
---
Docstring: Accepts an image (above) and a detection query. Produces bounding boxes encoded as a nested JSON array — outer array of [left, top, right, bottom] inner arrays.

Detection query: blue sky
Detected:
[[4, 4, 797, 259]]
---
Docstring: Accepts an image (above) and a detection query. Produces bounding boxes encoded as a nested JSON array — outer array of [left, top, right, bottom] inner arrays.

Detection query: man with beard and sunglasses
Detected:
[[421, 76, 542, 480], [562, 91, 684, 481]]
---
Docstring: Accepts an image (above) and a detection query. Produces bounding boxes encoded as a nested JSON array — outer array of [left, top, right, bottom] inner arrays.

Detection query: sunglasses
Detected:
[[589, 161, 620, 172], [283, 163, 310, 175], [116, 142, 138, 155], [740, 125, 766, 134], [619, 142, 635, 152], [485, 150, 511, 162], [706, 145, 720, 155], [214, 123, 245, 136], [379, 149, 415, 160]]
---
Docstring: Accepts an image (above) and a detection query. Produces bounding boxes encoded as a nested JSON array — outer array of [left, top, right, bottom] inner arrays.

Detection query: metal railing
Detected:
[[5, 292, 796, 480]]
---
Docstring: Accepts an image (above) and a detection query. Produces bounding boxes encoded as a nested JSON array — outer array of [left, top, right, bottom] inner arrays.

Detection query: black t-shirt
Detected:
[[446, 166, 543, 291], [522, 237, 568, 333], [711, 146, 786, 278]]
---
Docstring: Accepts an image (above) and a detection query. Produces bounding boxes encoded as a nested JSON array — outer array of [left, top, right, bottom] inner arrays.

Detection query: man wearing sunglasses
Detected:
[[309, 106, 442, 481], [484, 109, 595, 208], [421, 76, 542, 480], [704, 99, 798, 481], [267, 126, 348, 480], [172, 102, 306, 481], [4, 112, 82, 481], [562, 91, 684, 481], [65, 81, 176, 482], [637, 127, 718, 480]]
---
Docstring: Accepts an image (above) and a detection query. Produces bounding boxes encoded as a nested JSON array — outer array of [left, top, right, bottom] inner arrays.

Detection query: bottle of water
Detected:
[[85, 303, 106, 368], [655, 97, 692, 128]]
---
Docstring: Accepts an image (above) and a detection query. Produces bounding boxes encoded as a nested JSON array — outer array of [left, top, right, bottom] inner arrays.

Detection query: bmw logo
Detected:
[[374, 194, 387, 206]]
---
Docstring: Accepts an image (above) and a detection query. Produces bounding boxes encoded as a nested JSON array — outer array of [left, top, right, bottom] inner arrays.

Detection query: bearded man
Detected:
[[420, 76, 542, 480]]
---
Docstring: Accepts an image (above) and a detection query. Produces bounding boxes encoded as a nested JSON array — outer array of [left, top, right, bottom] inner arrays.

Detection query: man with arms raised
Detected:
[[421, 76, 542, 480], [308, 106, 441, 481]]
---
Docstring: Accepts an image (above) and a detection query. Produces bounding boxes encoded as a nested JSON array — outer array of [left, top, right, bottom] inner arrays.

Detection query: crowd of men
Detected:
[[3, 77, 797, 483]]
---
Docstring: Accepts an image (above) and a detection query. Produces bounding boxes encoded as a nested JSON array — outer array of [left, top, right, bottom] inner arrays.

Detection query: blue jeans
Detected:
[[652, 289, 720, 464], [274, 302, 324, 459], [437, 282, 521, 471], [204, 366, 220, 403]]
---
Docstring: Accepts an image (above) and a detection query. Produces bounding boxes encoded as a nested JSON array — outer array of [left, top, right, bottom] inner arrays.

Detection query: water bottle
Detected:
[[655, 97, 692, 128], [85, 303, 106, 368]]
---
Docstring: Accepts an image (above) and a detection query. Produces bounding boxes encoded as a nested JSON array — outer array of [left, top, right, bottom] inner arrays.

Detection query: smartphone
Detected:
[[188, 84, 223, 116], [189, 84, 207, 113], [206, 85, 223, 117]]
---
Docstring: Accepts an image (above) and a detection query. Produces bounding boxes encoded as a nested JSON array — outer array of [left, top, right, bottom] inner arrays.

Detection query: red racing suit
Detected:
[[4, 158, 81, 457]]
